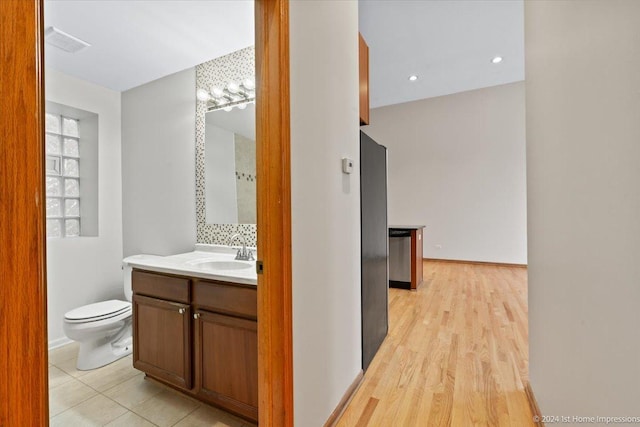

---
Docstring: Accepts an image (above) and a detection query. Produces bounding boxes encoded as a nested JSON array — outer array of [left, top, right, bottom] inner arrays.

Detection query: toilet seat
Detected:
[[64, 300, 131, 324]]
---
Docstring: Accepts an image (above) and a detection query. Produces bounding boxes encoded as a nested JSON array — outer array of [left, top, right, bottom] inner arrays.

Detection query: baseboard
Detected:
[[525, 381, 545, 426], [48, 336, 73, 351], [323, 370, 364, 427], [423, 258, 527, 268]]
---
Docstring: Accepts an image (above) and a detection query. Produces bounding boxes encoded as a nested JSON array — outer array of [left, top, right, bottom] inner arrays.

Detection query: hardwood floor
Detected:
[[337, 261, 533, 426]]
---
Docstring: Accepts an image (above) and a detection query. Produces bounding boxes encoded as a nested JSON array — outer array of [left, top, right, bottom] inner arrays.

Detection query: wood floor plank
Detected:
[[336, 261, 534, 426]]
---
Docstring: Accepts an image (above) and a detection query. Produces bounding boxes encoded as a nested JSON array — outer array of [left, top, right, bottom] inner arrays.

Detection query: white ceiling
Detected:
[[44, 0, 254, 92], [45, 0, 524, 103], [359, 0, 524, 108]]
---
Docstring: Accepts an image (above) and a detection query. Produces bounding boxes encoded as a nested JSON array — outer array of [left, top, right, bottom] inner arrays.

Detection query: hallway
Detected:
[[338, 261, 534, 426]]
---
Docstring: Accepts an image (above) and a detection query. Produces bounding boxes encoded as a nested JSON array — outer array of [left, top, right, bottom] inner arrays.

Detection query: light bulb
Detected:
[[491, 56, 503, 64], [237, 103, 247, 110], [227, 82, 240, 94], [243, 77, 255, 90], [211, 87, 224, 98], [196, 89, 210, 102], [408, 75, 418, 81], [223, 106, 233, 112]]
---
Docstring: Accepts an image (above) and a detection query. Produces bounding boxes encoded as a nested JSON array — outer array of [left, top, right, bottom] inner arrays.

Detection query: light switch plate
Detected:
[[342, 157, 354, 174]]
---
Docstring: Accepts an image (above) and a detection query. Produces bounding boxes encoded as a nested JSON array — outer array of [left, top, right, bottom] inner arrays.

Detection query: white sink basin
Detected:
[[190, 260, 254, 271]]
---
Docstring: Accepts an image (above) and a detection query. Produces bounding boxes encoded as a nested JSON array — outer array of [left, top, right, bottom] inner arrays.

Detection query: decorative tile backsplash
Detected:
[[195, 46, 257, 247]]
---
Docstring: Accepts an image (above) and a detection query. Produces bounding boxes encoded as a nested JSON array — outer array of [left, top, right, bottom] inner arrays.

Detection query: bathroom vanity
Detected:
[[124, 246, 258, 422]]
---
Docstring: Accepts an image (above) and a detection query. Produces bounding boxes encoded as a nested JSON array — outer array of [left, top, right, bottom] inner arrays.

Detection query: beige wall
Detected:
[[122, 68, 196, 257], [526, 0, 640, 418], [290, 1, 362, 425], [366, 82, 527, 264]]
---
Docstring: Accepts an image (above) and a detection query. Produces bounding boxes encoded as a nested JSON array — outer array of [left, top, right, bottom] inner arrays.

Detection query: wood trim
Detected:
[[410, 230, 418, 290], [255, 0, 294, 426], [410, 230, 424, 290], [324, 371, 364, 427], [358, 33, 370, 126], [525, 381, 545, 427], [0, 0, 49, 424], [424, 258, 528, 268]]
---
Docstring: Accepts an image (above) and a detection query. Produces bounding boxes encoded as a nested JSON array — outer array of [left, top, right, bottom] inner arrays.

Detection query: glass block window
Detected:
[[45, 113, 81, 238]]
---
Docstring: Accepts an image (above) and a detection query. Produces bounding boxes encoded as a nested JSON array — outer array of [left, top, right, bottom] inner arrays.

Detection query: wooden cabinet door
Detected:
[[133, 294, 192, 389], [194, 310, 258, 421]]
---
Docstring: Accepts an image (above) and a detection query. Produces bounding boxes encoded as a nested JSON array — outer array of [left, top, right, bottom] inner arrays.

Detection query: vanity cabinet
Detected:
[[132, 269, 258, 422]]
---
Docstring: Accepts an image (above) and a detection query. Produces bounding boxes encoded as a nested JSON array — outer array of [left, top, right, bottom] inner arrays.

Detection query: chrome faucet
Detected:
[[228, 233, 254, 261]]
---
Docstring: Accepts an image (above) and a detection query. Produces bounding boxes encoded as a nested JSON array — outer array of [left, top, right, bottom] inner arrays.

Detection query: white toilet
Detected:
[[63, 263, 134, 370]]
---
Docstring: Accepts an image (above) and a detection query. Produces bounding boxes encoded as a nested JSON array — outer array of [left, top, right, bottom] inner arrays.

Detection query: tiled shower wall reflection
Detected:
[[234, 134, 257, 224], [195, 46, 257, 247]]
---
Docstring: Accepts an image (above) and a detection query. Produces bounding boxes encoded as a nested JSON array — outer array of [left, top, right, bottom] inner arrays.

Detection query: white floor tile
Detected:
[[49, 365, 74, 389], [47, 344, 245, 426], [79, 356, 140, 392], [49, 378, 98, 417], [50, 395, 128, 427], [173, 405, 246, 427], [55, 356, 91, 379], [103, 374, 164, 410], [130, 390, 200, 427], [105, 411, 157, 427]]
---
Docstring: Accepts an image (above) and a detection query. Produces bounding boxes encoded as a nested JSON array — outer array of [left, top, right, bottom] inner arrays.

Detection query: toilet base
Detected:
[[63, 302, 134, 371], [76, 324, 133, 371]]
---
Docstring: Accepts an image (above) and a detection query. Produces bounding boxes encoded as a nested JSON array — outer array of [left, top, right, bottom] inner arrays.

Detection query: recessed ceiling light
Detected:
[[408, 75, 418, 81], [491, 56, 503, 64]]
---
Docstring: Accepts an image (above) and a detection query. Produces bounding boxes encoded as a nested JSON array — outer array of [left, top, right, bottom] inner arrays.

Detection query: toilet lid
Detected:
[[64, 300, 131, 322]]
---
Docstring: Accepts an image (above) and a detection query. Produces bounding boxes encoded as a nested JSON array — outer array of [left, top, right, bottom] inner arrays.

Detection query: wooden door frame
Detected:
[[0, 0, 49, 425], [0, 0, 293, 425], [255, 0, 294, 425]]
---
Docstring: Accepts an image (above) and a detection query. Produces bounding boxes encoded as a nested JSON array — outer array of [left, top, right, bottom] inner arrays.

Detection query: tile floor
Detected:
[[48, 342, 257, 427]]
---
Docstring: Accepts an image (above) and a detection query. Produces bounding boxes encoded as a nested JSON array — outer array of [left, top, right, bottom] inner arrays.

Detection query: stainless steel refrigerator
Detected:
[[360, 131, 389, 371]]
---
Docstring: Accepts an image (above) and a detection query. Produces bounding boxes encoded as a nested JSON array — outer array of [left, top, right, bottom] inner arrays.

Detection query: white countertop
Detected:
[[123, 244, 257, 286]]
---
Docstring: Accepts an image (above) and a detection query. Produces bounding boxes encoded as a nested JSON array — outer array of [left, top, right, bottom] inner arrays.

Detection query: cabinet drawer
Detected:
[[132, 270, 190, 303], [193, 280, 257, 320]]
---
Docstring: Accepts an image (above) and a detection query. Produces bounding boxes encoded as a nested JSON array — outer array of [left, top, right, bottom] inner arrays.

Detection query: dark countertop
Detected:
[[389, 225, 425, 230]]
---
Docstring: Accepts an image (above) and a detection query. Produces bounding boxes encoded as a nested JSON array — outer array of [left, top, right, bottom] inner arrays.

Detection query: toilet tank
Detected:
[[123, 262, 133, 302]]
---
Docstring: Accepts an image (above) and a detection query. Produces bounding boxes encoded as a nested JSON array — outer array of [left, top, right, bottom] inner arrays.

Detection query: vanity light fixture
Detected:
[[491, 56, 503, 64], [408, 75, 418, 81], [211, 87, 225, 98], [196, 77, 256, 112], [227, 82, 240, 94], [243, 77, 255, 90], [196, 89, 210, 102]]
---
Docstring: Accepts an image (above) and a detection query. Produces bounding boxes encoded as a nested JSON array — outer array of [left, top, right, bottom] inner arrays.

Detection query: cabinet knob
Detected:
[[193, 313, 200, 319], [178, 308, 185, 314]]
